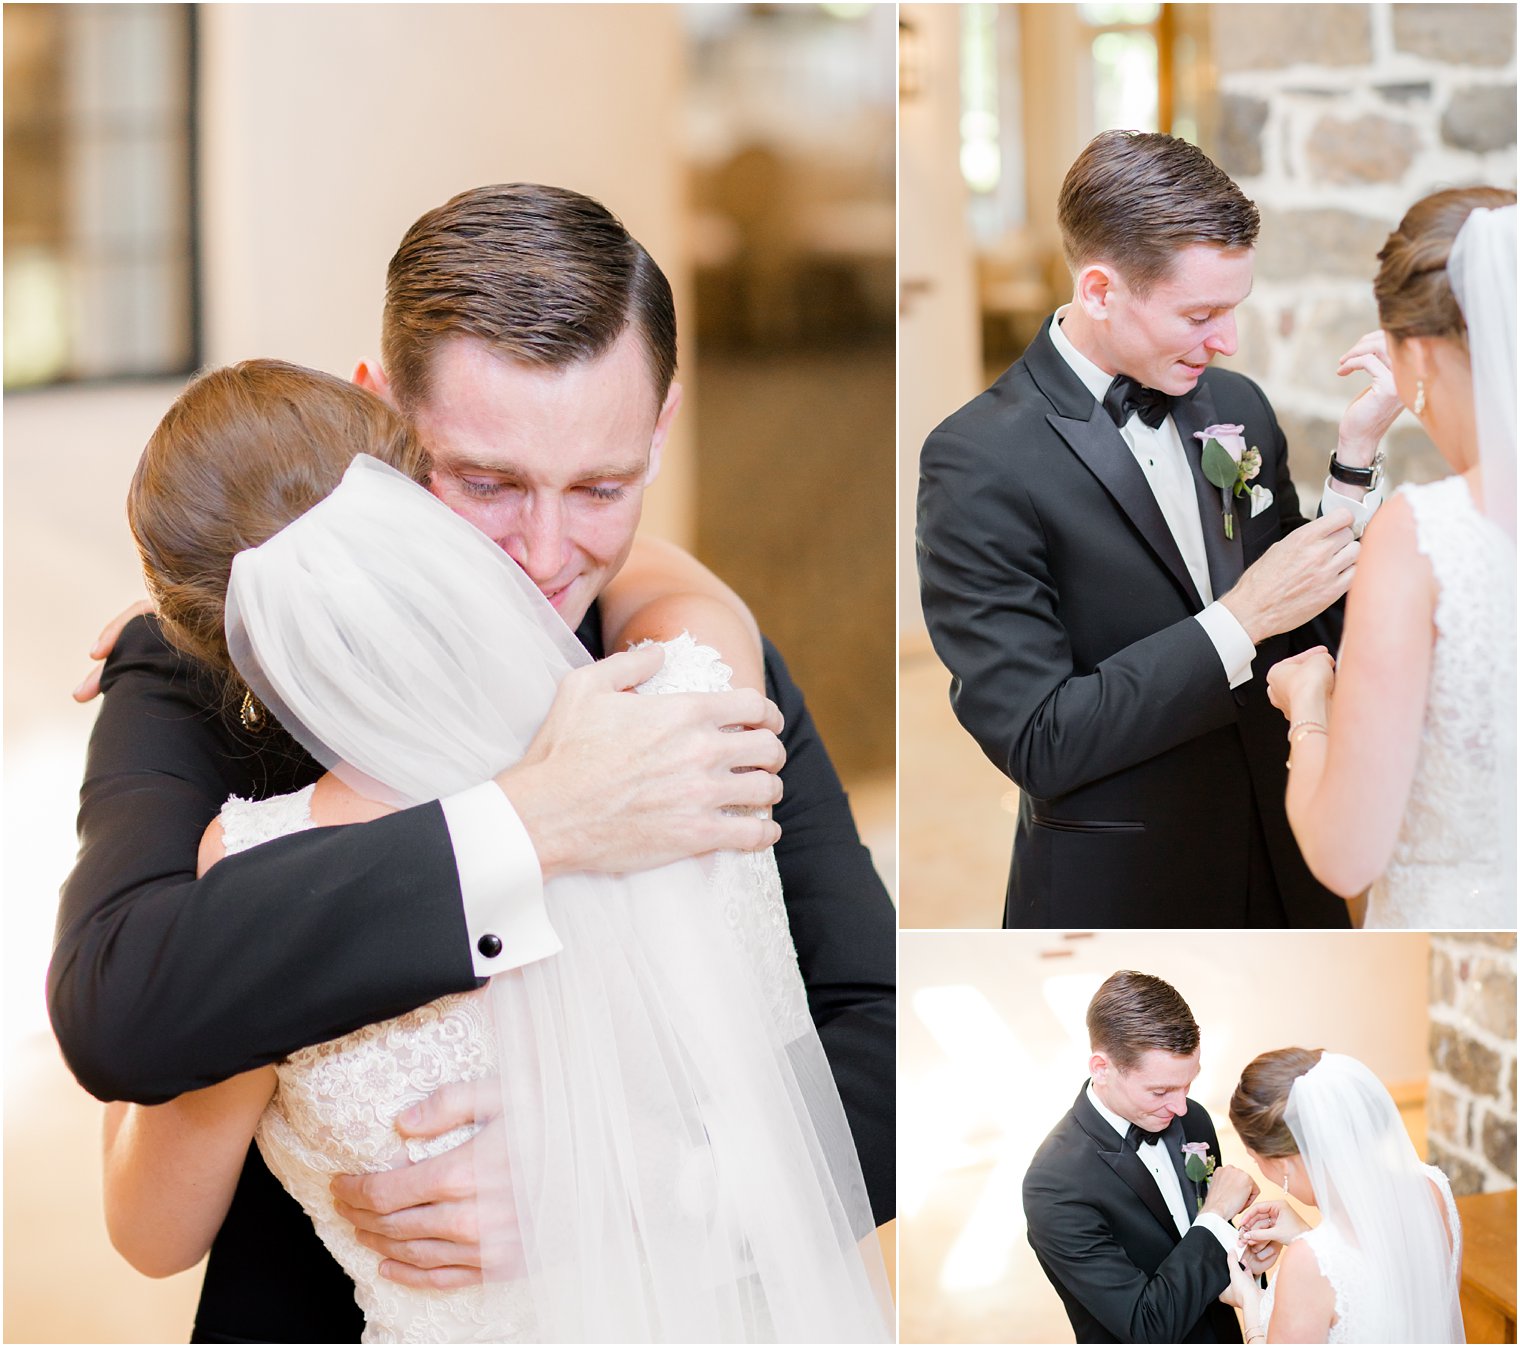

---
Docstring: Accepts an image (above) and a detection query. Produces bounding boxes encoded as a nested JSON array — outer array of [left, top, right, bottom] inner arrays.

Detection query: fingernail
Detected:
[[398, 1104, 421, 1128]]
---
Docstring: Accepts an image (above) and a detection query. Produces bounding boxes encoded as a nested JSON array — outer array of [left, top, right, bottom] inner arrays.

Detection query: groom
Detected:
[[917, 131, 1393, 928], [1023, 971, 1266, 1344], [49, 185, 895, 1341]]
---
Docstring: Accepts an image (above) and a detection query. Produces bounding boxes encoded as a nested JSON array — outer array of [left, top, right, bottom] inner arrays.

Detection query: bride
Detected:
[[101, 360, 893, 1342], [1265, 189, 1516, 927], [1223, 1049, 1463, 1344]]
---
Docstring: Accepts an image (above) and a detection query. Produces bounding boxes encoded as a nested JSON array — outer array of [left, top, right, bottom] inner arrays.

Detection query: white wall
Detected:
[[198, 2, 694, 540], [898, 3, 982, 642]]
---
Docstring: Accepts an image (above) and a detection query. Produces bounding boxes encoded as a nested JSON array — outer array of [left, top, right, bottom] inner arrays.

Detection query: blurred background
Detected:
[[3, 4, 895, 1339], [898, 2, 1519, 926], [899, 929, 1518, 1343]]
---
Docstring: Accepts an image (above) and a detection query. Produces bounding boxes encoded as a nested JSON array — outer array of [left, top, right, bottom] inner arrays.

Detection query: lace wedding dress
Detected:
[[1257, 1165, 1461, 1343], [218, 637, 812, 1344], [1365, 476, 1516, 929]]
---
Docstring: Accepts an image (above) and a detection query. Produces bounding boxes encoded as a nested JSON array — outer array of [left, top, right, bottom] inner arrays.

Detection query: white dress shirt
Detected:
[[441, 783, 560, 974], [1049, 308, 1380, 690], [1086, 1082, 1237, 1257]]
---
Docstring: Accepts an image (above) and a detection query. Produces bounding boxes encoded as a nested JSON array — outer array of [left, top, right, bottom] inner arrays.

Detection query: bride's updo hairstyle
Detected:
[[128, 359, 431, 678], [1229, 1046, 1325, 1157], [1374, 185, 1517, 343]]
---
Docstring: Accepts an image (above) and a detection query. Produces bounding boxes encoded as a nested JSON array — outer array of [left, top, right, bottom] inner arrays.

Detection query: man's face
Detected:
[[1091, 1046, 1200, 1133], [1101, 243, 1254, 395], [409, 331, 679, 631]]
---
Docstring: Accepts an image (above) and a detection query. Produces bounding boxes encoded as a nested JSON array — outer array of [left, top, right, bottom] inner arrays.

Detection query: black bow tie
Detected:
[[1103, 374, 1174, 430], [1125, 1121, 1165, 1151]]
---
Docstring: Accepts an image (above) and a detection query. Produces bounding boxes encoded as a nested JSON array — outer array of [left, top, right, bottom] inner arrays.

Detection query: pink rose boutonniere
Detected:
[[1195, 423, 1262, 541], [1181, 1141, 1216, 1212]]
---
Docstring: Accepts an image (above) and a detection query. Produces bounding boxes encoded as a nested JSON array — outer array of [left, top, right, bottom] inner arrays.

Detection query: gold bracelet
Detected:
[[1287, 718, 1326, 738]]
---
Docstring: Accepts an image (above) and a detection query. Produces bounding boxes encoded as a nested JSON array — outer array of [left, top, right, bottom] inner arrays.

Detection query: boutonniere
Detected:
[[1181, 1141, 1216, 1212], [1195, 423, 1262, 541]]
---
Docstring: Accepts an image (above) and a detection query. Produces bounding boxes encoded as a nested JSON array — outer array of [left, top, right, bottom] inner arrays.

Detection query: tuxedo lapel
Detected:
[[1172, 380, 1245, 599], [1072, 1085, 1183, 1244], [1025, 326, 1205, 612]]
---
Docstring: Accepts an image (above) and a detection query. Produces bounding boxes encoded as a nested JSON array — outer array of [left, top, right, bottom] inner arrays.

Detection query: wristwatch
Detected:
[[1328, 449, 1386, 490]]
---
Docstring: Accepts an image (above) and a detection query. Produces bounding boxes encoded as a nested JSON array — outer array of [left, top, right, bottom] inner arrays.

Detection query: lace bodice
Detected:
[[1258, 1165, 1461, 1343], [1367, 477, 1516, 929], [220, 636, 808, 1343]]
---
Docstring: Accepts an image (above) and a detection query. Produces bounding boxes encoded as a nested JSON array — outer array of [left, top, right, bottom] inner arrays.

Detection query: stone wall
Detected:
[[1208, 3, 1516, 491], [1428, 934, 1516, 1195]]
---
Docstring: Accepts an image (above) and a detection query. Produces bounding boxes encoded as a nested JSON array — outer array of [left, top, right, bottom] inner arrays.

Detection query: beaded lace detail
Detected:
[[631, 633, 812, 1042], [1258, 1165, 1460, 1343], [219, 635, 809, 1342], [1366, 477, 1515, 928]]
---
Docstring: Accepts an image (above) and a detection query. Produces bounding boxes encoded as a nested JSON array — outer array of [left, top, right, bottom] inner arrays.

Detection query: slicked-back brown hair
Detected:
[[1058, 130, 1261, 295], [1374, 185, 1517, 345], [128, 360, 431, 682], [1229, 1047, 1324, 1158], [1087, 970, 1200, 1071], [380, 183, 677, 413]]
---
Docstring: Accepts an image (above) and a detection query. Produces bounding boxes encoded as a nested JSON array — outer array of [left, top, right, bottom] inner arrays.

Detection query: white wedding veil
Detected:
[[1447, 201, 1517, 897], [1447, 201, 1516, 540], [226, 455, 891, 1341], [1285, 1053, 1463, 1344]]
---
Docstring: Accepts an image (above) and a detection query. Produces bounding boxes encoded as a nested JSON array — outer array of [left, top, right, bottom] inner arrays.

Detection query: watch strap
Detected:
[[1328, 451, 1382, 488]]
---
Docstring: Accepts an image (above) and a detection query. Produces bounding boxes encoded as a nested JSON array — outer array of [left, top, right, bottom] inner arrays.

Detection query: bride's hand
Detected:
[[1336, 329, 1403, 456], [1266, 647, 1336, 718], [1218, 1251, 1263, 1313], [1238, 1197, 1310, 1247]]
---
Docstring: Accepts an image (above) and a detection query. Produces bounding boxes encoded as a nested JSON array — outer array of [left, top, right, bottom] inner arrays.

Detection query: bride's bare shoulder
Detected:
[[1268, 1236, 1337, 1341], [1427, 1173, 1455, 1252]]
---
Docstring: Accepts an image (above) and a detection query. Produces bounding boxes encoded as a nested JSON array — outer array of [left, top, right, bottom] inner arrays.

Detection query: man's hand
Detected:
[[1200, 1164, 1258, 1222], [73, 600, 155, 702], [1220, 513, 1359, 645], [331, 1081, 518, 1289], [1335, 330, 1403, 473], [501, 646, 787, 877]]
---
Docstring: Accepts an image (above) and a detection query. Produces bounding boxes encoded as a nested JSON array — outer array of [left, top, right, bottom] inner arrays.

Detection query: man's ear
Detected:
[[1074, 264, 1117, 322], [644, 380, 683, 487], [353, 360, 395, 406], [1088, 1051, 1111, 1084]]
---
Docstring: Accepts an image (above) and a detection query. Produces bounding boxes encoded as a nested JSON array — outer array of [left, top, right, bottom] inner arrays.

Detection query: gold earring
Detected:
[[1413, 379, 1426, 417], [240, 688, 265, 732]]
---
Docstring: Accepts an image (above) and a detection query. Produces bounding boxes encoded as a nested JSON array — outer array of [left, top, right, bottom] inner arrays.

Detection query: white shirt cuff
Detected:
[[439, 781, 562, 975], [1194, 1211, 1239, 1259], [1194, 602, 1257, 689], [1321, 477, 1383, 538]]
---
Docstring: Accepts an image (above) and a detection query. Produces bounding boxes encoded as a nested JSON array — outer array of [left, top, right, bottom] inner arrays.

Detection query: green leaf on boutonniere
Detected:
[[1201, 438, 1239, 491]]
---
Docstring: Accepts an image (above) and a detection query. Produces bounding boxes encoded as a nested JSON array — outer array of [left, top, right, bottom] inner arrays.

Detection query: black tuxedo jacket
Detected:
[[1023, 1084, 1241, 1344], [917, 317, 1347, 928], [48, 607, 895, 1343]]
